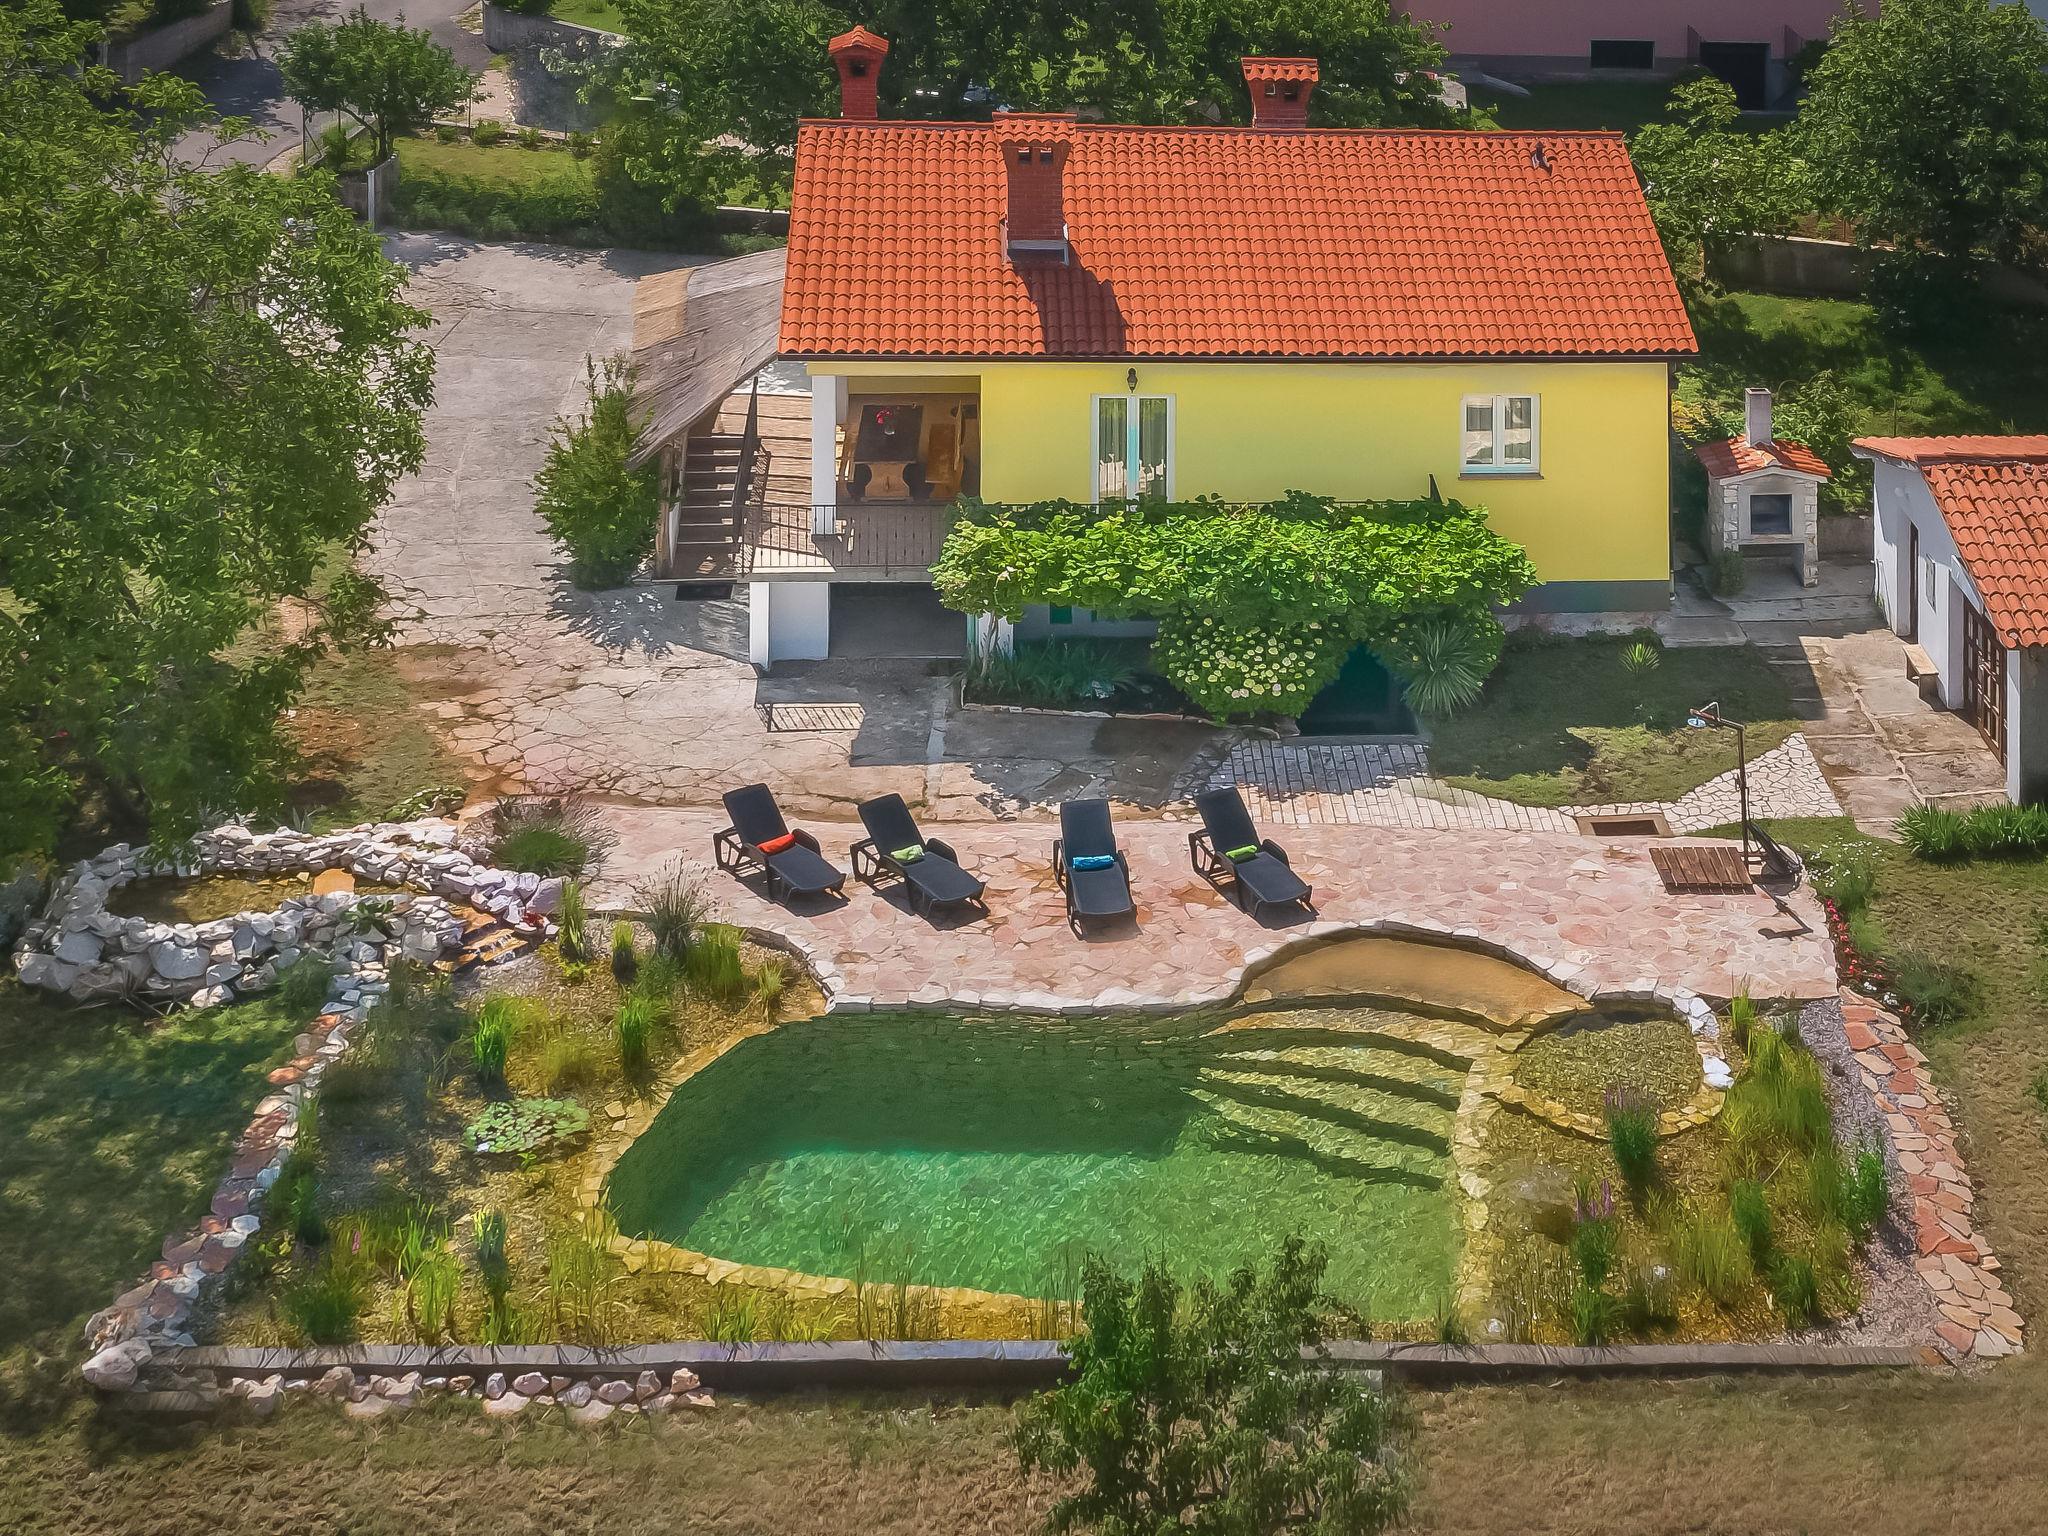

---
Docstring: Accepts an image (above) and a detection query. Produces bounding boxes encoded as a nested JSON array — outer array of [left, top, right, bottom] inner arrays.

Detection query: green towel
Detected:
[[891, 843, 925, 864], [1224, 843, 1260, 863]]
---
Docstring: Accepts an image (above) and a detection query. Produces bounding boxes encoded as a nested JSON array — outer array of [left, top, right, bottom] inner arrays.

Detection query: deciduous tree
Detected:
[[277, 5, 473, 164], [1798, 0, 2048, 265], [0, 2, 435, 857], [1014, 1239, 1405, 1535], [1629, 76, 1807, 290]]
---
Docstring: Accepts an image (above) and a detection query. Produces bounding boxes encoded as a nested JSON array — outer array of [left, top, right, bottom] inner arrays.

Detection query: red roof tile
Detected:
[[779, 121, 1698, 360], [1696, 437, 1832, 479], [1916, 460, 2048, 647], [1855, 435, 2048, 465]]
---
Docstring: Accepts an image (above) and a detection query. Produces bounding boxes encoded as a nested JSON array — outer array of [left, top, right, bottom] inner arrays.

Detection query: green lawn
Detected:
[[1687, 289, 2048, 441], [288, 645, 472, 830], [1469, 77, 1779, 135], [0, 985, 302, 1419], [547, 0, 628, 31], [1428, 635, 1800, 806]]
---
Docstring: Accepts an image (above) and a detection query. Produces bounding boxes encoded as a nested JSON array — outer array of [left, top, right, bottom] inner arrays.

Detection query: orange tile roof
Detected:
[[779, 120, 1697, 360], [1695, 437, 1832, 479], [1914, 460, 2048, 647], [1854, 435, 2048, 465]]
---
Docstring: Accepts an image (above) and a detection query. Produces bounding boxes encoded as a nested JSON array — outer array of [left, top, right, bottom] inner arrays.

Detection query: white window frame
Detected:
[[1092, 393, 1175, 503], [1460, 393, 1541, 476]]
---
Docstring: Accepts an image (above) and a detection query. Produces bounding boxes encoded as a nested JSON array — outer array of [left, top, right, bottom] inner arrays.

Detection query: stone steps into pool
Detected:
[[1199, 1073, 1454, 1155]]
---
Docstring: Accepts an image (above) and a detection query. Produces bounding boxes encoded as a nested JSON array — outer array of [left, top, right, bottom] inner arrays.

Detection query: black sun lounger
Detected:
[[1053, 797, 1135, 930], [713, 783, 846, 901], [1189, 786, 1313, 920], [850, 794, 987, 917]]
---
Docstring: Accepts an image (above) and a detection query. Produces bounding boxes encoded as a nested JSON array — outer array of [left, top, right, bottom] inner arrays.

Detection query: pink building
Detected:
[[1409, 2, 1850, 107]]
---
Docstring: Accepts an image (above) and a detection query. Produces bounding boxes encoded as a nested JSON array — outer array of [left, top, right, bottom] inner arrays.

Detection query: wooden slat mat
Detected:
[[1650, 844, 1752, 894]]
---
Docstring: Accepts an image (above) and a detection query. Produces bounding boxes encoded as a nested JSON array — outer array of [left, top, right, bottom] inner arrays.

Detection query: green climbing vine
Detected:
[[931, 494, 1539, 721]]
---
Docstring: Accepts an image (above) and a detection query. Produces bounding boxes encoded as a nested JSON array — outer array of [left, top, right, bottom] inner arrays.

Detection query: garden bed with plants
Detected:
[[960, 639, 1194, 719]]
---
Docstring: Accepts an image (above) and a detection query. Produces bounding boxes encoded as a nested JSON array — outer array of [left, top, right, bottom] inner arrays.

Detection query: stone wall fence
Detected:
[[101, 0, 232, 84], [481, 0, 621, 50], [1710, 234, 2048, 311]]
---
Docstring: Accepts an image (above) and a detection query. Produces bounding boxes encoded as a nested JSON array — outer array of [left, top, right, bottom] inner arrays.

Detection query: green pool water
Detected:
[[604, 1009, 1468, 1318]]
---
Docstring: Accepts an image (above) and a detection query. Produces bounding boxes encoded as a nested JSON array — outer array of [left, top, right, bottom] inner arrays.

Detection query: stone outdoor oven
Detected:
[[1695, 387, 1831, 587]]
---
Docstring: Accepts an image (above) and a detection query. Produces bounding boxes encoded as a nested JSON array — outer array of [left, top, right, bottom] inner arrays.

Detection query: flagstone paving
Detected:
[[1221, 732, 1842, 834], [591, 809, 1838, 1012]]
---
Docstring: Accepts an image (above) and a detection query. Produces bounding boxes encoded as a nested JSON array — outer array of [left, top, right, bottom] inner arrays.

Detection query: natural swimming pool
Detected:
[[604, 1005, 1472, 1319]]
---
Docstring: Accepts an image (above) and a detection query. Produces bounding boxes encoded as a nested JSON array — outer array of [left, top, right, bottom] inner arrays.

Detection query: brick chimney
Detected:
[[828, 25, 889, 120], [1242, 57, 1318, 128], [1745, 386, 1774, 446], [995, 111, 1075, 262]]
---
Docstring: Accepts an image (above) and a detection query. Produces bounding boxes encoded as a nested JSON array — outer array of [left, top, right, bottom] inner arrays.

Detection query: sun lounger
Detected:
[[1053, 797, 1135, 930], [850, 794, 987, 917], [1189, 786, 1313, 920], [712, 783, 846, 902]]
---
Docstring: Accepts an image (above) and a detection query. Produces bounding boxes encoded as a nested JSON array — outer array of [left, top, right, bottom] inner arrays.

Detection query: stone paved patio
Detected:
[[1220, 732, 1841, 834], [590, 809, 1837, 1011]]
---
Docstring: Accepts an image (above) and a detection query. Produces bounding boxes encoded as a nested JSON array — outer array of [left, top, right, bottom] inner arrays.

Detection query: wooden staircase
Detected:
[[665, 382, 765, 580]]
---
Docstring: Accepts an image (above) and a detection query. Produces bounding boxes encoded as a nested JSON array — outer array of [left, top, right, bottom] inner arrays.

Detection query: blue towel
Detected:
[[1071, 853, 1116, 872]]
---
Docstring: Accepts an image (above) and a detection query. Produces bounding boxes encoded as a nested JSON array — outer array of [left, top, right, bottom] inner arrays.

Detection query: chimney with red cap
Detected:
[[995, 110, 1075, 263], [828, 25, 889, 120], [1242, 57, 1318, 128]]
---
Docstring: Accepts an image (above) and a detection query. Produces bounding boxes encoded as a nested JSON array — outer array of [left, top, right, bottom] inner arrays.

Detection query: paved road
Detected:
[[172, 0, 488, 168]]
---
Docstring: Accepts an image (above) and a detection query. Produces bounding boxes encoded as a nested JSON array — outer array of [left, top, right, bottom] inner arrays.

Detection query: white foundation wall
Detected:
[[748, 582, 832, 666], [1870, 459, 1978, 711]]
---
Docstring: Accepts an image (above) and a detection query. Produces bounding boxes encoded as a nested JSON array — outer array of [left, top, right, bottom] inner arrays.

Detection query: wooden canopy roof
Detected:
[[629, 246, 786, 467]]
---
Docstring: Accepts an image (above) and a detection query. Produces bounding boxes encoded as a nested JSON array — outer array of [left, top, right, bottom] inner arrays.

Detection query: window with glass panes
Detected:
[[1460, 394, 1538, 473], [1095, 395, 1172, 501]]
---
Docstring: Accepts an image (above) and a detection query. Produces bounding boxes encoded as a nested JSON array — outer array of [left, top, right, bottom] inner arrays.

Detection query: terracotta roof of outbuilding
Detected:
[[1696, 437, 1832, 479], [778, 120, 1697, 360], [1855, 438, 2048, 647], [1853, 435, 2048, 465]]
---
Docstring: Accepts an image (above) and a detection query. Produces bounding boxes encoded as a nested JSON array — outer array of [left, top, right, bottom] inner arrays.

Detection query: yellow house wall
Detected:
[[813, 360, 1673, 588]]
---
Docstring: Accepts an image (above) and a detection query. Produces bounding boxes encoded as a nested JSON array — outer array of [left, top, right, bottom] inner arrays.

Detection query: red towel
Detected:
[[758, 832, 797, 854]]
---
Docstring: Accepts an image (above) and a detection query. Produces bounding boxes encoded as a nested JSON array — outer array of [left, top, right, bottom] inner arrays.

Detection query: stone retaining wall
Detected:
[[1710, 234, 2048, 311], [480, 1, 621, 51], [14, 818, 553, 1008], [102, 0, 232, 84]]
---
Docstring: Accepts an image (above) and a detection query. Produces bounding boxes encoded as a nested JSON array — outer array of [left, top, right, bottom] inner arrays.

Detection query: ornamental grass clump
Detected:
[[470, 996, 518, 1086], [636, 863, 708, 961], [1730, 1178, 1773, 1263], [1666, 1201, 1752, 1308], [685, 922, 746, 1003], [1897, 805, 1968, 861], [486, 794, 616, 878], [555, 878, 589, 962], [614, 995, 657, 1077], [277, 955, 335, 1017], [279, 1244, 371, 1345], [1604, 1086, 1660, 1193], [610, 920, 637, 982]]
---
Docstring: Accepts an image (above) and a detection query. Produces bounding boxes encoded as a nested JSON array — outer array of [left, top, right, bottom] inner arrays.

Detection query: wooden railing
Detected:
[[744, 500, 954, 575]]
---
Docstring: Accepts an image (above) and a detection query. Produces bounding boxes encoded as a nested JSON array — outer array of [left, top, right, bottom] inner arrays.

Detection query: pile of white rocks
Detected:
[[13, 818, 561, 1008]]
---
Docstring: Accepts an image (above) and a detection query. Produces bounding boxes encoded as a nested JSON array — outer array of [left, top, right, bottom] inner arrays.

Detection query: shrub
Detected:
[[434, 122, 460, 142], [610, 921, 637, 982], [487, 794, 615, 878], [279, 1249, 370, 1344], [516, 124, 544, 150], [685, 922, 746, 1002], [1666, 1202, 1752, 1308], [533, 355, 659, 589], [1769, 1251, 1822, 1326], [636, 863, 709, 960], [472, 117, 506, 146], [614, 995, 657, 1077], [567, 130, 593, 158], [1889, 950, 1982, 1028], [1726, 990, 1757, 1052], [467, 1096, 590, 1154], [277, 956, 334, 1017], [1730, 1179, 1773, 1262], [1397, 619, 1494, 719], [555, 877, 589, 962], [1620, 638, 1661, 677], [471, 996, 518, 1085], [1810, 837, 1877, 914], [1604, 1086, 1660, 1192], [967, 640, 1138, 710], [539, 1032, 601, 1093], [1842, 1143, 1890, 1238], [752, 958, 786, 1016], [1569, 1281, 1619, 1346], [1961, 802, 2048, 857], [1706, 546, 1746, 595], [1898, 805, 1968, 861]]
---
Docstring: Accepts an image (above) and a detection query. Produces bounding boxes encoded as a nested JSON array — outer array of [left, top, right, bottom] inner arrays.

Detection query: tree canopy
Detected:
[[1013, 1239, 1405, 1535], [1629, 76, 1808, 288], [0, 1, 435, 859], [1798, 0, 2048, 265], [612, 0, 1464, 203], [277, 5, 473, 164]]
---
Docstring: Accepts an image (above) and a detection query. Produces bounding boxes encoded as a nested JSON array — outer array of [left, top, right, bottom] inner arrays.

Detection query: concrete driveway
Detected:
[[367, 237, 1224, 821]]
